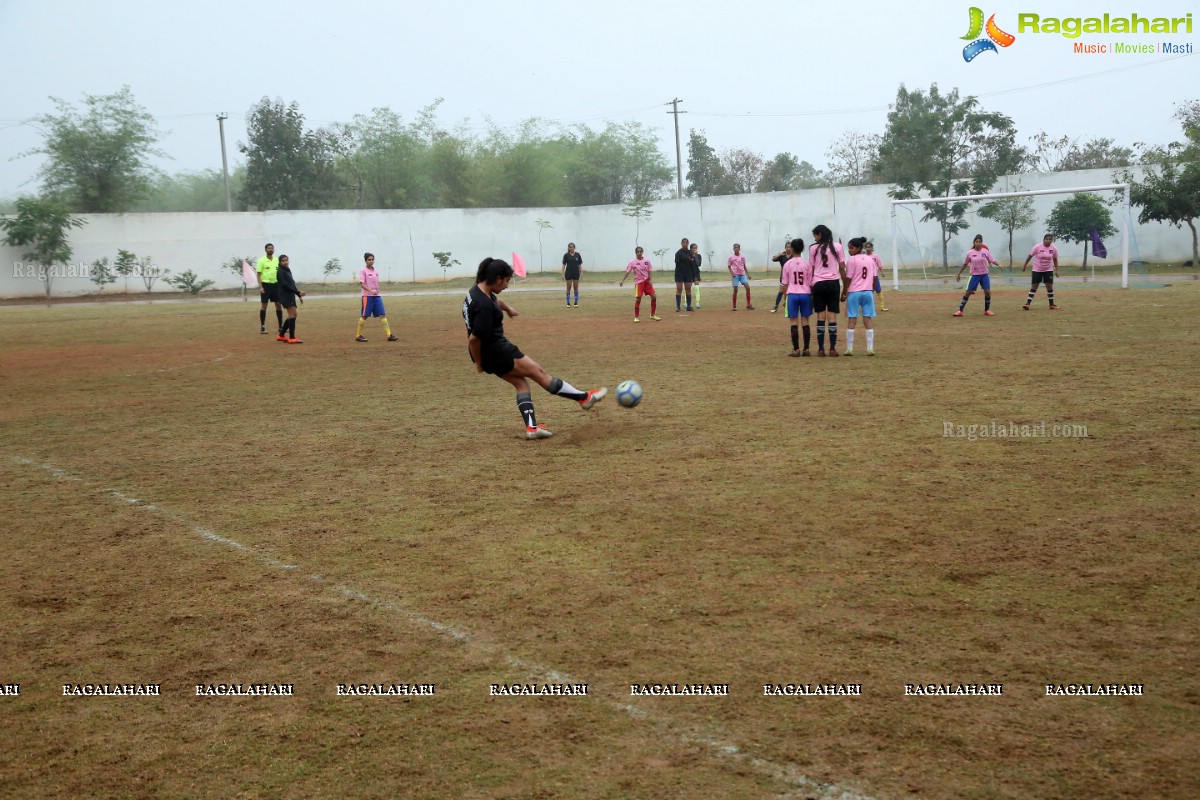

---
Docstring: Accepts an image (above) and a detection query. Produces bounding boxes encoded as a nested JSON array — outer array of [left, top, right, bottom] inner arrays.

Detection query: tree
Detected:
[[238, 97, 343, 210], [136, 254, 168, 292], [825, 132, 881, 187], [139, 168, 246, 212], [166, 270, 214, 295], [24, 86, 165, 212], [335, 106, 429, 209], [88, 257, 117, 294], [652, 247, 670, 269], [979, 188, 1037, 268], [1022, 132, 1136, 173], [685, 130, 726, 197], [719, 148, 765, 194], [1118, 100, 1200, 267], [0, 197, 86, 299], [113, 248, 138, 294], [322, 258, 343, 284], [563, 122, 671, 206], [874, 83, 1021, 269], [621, 197, 654, 246], [433, 252, 460, 282], [1045, 193, 1116, 271], [757, 153, 824, 192]]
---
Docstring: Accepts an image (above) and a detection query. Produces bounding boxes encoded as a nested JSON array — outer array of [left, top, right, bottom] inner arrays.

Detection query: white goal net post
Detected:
[[889, 183, 1133, 289]]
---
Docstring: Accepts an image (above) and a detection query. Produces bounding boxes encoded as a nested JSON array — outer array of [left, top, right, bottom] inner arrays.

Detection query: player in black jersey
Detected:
[[463, 257, 607, 439]]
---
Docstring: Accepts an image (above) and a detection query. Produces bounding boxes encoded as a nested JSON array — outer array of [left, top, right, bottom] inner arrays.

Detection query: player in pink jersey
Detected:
[[779, 238, 814, 356], [809, 224, 849, 356], [1021, 233, 1061, 310], [355, 253, 399, 342], [864, 241, 889, 311], [840, 238, 878, 355], [727, 243, 754, 310], [954, 234, 1000, 317], [619, 246, 661, 323]]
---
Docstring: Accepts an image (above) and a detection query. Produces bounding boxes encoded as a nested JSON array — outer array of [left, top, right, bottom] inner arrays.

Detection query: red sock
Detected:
[[746, 288, 752, 303], [635, 298, 641, 316], [651, 296, 657, 314]]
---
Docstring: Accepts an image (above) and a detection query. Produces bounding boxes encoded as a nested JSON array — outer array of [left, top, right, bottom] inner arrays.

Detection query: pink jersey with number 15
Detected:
[[781, 257, 812, 295], [846, 253, 877, 293]]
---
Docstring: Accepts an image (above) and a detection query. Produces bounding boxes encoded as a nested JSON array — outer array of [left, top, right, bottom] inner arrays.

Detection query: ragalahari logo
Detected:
[[962, 7, 1016, 61]]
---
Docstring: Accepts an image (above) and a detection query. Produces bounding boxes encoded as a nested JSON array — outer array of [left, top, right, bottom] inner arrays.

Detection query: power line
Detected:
[[688, 53, 1193, 119]]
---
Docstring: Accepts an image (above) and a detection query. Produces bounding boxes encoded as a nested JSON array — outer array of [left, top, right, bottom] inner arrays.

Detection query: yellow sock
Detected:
[[381, 317, 392, 336], [356, 318, 365, 336]]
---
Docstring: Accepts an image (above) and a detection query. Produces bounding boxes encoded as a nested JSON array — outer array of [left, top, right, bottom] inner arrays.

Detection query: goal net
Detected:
[[889, 183, 1142, 290]]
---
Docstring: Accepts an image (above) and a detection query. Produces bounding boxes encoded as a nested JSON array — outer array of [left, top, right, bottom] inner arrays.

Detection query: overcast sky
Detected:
[[1, 0, 1195, 200]]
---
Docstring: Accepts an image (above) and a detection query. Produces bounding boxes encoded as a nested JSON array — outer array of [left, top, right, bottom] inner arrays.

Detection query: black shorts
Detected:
[[811, 279, 841, 313], [277, 291, 297, 309], [260, 283, 279, 304], [1032, 271, 1054, 285], [476, 339, 524, 377], [563, 268, 581, 281]]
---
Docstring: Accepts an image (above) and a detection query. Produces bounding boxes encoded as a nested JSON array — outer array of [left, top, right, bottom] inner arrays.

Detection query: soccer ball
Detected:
[[616, 380, 643, 408]]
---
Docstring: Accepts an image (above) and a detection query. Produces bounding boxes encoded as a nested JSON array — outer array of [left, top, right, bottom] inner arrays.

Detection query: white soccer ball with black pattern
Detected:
[[616, 380, 643, 408]]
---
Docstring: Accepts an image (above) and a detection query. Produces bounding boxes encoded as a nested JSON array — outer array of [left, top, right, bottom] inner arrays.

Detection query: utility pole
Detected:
[[216, 113, 232, 212], [666, 98, 686, 199]]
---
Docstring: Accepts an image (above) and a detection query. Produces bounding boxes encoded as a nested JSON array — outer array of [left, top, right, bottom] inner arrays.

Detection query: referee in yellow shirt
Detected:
[[256, 243, 283, 335]]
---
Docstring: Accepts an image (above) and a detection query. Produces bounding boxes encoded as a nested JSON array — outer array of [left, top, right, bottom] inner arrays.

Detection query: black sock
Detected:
[[985, 296, 991, 311], [516, 391, 537, 428], [802, 324, 811, 349], [287, 318, 297, 338], [790, 325, 799, 350], [829, 322, 838, 349], [276, 308, 284, 329], [959, 295, 969, 311], [259, 308, 266, 325], [546, 376, 587, 401], [817, 321, 826, 349], [1026, 289, 1036, 305], [775, 290, 784, 309], [1048, 288, 1055, 305]]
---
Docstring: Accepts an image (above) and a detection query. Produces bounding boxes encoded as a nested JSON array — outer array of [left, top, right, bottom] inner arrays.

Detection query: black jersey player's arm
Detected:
[[497, 298, 518, 318], [468, 334, 484, 373]]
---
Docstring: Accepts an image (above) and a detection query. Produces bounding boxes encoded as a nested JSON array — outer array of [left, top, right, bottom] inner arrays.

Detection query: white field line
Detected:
[[10, 454, 876, 800]]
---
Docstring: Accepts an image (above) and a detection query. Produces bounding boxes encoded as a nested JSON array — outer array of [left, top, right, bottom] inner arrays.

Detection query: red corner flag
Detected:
[[511, 252, 527, 278], [242, 258, 257, 285]]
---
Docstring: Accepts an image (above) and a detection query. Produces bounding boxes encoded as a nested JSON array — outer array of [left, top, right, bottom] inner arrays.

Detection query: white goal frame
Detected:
[[890, 183, 1132, 289]]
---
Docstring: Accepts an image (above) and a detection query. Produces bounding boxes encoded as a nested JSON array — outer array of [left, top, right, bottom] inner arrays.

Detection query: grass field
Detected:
[[1, 279, 1197, 800]]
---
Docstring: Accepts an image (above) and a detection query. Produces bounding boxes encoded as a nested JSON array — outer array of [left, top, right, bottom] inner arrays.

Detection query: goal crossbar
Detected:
[[889, 183, 1132, 288]]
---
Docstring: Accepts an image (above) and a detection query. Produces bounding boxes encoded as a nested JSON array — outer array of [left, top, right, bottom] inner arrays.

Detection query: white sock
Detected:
[[846, 329, 855, 351], [867, 329, 875, 350]]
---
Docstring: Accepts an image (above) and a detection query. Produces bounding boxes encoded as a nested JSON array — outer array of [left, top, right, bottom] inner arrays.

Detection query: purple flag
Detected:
[[1089, 227, 1108, 259]]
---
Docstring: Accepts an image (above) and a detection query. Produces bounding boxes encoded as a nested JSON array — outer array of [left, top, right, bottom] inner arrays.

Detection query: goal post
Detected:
[[889, 183, 1133, 290]]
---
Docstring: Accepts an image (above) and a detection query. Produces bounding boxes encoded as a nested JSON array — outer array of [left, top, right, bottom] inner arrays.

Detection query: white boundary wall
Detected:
[[1, 166, 1191, 298]]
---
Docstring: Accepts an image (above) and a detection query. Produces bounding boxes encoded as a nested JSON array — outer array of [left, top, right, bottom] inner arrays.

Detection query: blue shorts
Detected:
[[786, 294, 813, 319], [846, 290, 876, 318], [966, 274, 991, 292], [361, 295, 387, 318], [731, 274, 750, 287], [873, 275, 882, 293]]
